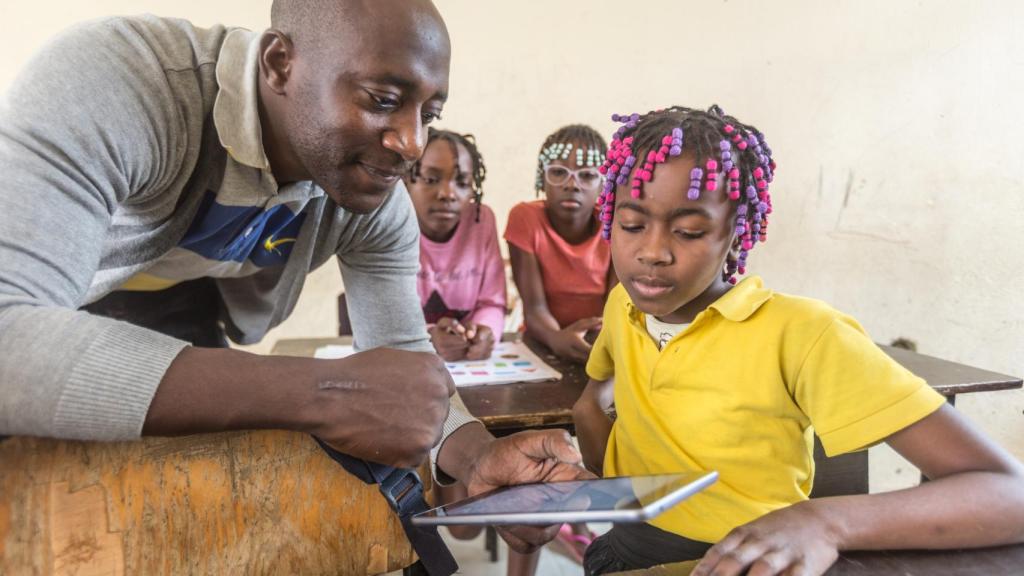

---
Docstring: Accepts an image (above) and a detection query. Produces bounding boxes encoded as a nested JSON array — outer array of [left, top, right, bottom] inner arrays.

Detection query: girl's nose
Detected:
[[637, 232, 673, 266]]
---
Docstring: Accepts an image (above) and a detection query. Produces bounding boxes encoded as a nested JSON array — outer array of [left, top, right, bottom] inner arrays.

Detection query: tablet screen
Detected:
[[414, 472, 716, 525]]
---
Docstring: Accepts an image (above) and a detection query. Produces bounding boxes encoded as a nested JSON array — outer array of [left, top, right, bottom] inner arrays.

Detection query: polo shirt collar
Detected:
[[708, 275, 773, 321], [623, 275, 773, 324], [213, 29, 272, 172]]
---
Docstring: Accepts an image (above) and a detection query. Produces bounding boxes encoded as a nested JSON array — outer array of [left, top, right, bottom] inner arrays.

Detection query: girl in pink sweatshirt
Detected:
[[406, 128, 506, 361]]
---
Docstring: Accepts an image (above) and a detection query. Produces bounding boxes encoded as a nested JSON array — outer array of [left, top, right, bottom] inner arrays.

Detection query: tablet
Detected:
[[411, 471, 717, 526]]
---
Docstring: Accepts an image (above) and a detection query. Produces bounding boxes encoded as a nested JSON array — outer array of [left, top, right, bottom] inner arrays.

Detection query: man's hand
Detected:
[[692, 501, 840, 576], [548, 317, 602, 363], [464, 324, 495, 360], [459, 429, 595, 553], [307, 348, 455, 469], [429, 317, 470, 361]]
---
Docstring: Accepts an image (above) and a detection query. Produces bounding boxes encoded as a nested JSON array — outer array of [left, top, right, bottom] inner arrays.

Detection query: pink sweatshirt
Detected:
[[418, 203, 507, 336]]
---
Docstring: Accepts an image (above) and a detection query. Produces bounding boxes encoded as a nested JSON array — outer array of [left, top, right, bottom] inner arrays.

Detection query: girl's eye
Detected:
[[456, 180, 471, 189], [424, 177, 440, 185], [619, 223, 643, 233], [676, 230, 706, 240]]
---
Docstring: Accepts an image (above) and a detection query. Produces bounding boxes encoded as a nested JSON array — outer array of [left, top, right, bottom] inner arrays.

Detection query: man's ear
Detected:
[[259, 30, 294, 95]]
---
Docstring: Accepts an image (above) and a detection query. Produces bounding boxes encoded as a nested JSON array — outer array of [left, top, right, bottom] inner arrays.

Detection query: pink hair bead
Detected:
[[662, 135, 673, 145], [729, 168, 739, 179], [631, 187, 641, 199], [724, 125, 735, 134], [655, 153, 666, 163], [753, 167, 764, 179], [742, 239, 754, 250], [706, 179, 717, 192], [729, 190, 740, 200], [706, 159, 718, 171], [737, 141, 748, 150]]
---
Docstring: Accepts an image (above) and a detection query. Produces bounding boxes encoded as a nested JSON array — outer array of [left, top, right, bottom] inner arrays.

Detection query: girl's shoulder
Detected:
[[507, 200, 546, 219]]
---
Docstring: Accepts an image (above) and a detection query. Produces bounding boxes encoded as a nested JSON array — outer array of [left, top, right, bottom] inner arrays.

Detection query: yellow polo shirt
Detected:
[[586, 277, 945, 543]]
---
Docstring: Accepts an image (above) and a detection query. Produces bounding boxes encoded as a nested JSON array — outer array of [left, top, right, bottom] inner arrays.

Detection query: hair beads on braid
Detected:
[[535, 124, 608, 195], [409, 127, 488, 221], [597, 105, 777, 284]]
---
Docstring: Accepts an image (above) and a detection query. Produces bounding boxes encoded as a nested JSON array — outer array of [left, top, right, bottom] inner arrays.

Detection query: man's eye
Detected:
[[369, 92, 400, 109], [619, 223, 643, 233], [422, 111, 442, 124]]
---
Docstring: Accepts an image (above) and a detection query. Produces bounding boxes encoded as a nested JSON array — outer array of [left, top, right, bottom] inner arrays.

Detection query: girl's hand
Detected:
[[429, 318, 470, 361], [692, 501, 841, 576], [464, 324, 495, 360], [548, 317, 602, 363]]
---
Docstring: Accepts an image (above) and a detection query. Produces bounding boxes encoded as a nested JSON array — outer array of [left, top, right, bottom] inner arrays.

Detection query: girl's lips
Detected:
[[430, 208, 460, 220], [631, 277, 674, 298], [559, 199, 582, 209]]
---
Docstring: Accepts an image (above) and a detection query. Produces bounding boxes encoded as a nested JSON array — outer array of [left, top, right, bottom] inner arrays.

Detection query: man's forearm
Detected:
[[143, 346, 316, 436], [435, 422, 493, 483]]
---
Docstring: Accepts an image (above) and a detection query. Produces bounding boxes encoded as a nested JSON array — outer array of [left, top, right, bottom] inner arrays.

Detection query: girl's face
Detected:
[[610, 153, 737, 324], [405, 139, 474, 242], [541, 140, 603, 221]]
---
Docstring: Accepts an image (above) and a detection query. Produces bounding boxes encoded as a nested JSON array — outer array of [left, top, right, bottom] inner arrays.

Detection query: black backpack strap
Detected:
[[313, 437, 459, 576]]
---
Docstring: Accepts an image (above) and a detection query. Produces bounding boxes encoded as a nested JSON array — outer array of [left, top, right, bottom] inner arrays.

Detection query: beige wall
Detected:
[[3, 1, 1021, 488]]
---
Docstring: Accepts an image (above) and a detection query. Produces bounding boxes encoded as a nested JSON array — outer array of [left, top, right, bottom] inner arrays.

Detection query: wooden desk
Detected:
[[609, 543, 1024, 575], [273, 337, 1022, 433], [271, 337, 1022, 498]]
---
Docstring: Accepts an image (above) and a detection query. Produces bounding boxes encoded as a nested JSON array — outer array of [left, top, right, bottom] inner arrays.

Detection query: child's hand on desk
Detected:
[[692, 500, 839, 576], [464, 324, 495, 360], [428, 317, 470, 361], [549, 317, 602, 363]]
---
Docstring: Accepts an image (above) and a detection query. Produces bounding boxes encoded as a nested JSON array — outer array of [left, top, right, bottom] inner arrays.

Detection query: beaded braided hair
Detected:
[[596, 105, 776, 284], [535, 124, 608, 195], [409, 127, 488, 221]]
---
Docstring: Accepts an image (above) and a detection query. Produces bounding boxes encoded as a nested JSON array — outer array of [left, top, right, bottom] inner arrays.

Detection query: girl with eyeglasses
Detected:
[[503, 124, 615, 573], [505, 124, 617, 366]]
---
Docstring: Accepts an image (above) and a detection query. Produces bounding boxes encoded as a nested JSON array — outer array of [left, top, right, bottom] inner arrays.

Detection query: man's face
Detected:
[[281, 12, 450, 213]]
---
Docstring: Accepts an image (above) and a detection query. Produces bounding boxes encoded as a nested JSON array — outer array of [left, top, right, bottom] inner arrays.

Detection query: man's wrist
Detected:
[[435, 422, 493, 485]]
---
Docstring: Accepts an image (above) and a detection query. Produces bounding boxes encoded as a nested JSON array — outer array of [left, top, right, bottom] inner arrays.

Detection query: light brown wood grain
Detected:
[[0, 431, 419, 575]]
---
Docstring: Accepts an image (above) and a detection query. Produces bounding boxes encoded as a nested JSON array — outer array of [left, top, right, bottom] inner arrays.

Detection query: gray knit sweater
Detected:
[[0, 15, 476, 442]]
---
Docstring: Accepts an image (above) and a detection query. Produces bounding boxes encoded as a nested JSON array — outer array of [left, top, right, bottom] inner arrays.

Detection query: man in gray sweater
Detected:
[[0, 0, 584, 554]]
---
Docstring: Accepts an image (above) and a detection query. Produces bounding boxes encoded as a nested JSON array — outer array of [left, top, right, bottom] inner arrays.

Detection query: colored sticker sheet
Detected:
[[314, 340, 562, 387]]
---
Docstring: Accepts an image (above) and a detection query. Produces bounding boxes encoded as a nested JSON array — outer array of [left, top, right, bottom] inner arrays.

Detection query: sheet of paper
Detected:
[[313, 340, 561, 387]]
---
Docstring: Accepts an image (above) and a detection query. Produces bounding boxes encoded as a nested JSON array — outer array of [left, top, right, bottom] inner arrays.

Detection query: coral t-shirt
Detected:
[[504, 200, 610, 328]]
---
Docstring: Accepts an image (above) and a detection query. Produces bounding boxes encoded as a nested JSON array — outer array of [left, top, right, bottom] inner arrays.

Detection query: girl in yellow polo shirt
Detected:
[[573, 106, 1024, 575]]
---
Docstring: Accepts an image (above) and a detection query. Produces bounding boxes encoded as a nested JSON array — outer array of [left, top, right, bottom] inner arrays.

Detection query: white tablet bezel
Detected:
[[410, 471, 718, 526]]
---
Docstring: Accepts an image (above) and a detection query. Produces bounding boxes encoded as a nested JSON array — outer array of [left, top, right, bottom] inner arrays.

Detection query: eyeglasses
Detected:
[[543, 165, 603, 190]]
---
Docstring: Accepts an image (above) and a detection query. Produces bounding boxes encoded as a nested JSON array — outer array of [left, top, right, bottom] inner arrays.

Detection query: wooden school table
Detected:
[[272, 335, 1022, 562], [272, 336, 1021, 498]]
